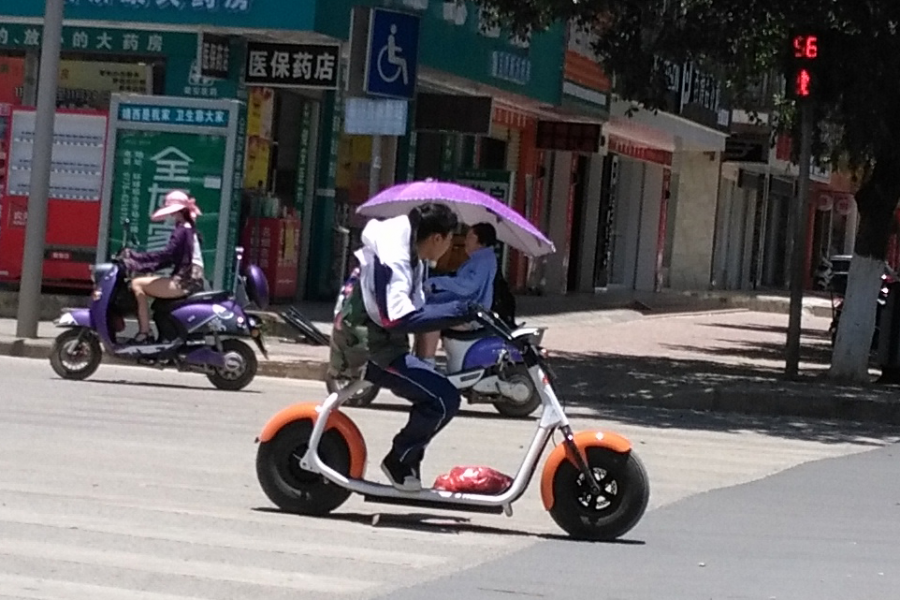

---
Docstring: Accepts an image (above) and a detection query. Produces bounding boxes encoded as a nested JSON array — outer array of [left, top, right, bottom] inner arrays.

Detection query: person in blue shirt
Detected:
[[416, 223, 499, 365]]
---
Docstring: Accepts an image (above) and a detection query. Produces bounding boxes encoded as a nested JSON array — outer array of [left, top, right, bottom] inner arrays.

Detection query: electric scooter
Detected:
[[325, 269, 548, 417], [256, 308, 650, 541], [50, 235, 271, 391]]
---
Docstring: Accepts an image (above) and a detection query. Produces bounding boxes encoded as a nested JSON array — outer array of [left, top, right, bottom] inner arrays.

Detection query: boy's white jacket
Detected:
[[354, 215, 426, 326]]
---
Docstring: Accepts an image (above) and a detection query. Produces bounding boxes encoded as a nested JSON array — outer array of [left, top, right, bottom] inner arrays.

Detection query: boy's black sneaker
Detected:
[[381, 451, 421, 493]]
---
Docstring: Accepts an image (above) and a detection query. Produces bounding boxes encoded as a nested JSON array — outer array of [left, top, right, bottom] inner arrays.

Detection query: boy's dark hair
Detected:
[[470, 223, 497, 247], [409, 203, 459, 242]]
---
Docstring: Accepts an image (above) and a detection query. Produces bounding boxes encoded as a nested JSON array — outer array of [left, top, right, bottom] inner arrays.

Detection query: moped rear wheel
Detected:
[[256, 419, 352, 515], [548, 447, 649, 541], [325, 373, 380, 407], [207, 339, 257, 391], [50, 329, 102, 381], [492, 366, 541, 418]]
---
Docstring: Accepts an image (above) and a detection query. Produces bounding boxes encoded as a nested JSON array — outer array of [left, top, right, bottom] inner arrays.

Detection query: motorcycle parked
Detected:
[[50, 236, 271, 390], [325, 270, 548, 418], [817, 254, 896, 348], [257, 307, 650, 541]]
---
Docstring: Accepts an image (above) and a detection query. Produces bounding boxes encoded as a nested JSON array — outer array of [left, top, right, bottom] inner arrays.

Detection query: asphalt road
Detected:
[[383, 442, 900, 600], [0, 356, 896, 599]]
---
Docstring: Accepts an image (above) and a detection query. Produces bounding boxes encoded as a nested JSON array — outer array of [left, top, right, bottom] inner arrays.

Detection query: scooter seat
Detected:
[[153, 290, 230, 313], [441, 327, 489, 341]]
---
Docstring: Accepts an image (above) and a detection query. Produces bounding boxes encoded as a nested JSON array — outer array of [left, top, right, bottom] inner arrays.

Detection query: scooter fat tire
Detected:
[[256, 419, 352, 515], [548, 447, 649, 541]]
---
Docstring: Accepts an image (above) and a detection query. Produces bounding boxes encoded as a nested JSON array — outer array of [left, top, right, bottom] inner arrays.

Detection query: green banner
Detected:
[[295, 100, 314, 213], [108, 130, 228, 280], [454, 169, 514, 204]]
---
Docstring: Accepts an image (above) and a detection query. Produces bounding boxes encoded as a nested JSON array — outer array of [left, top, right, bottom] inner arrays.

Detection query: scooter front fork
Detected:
[[559, 425, 604, 497]]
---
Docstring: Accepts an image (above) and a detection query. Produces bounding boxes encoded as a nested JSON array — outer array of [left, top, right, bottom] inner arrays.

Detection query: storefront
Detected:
[[0, 21, 246, 286], [1, 1, 339, 296], [406, 3, 569, 293], [749, 133, 862, 291], [597, 61, 729, 293]]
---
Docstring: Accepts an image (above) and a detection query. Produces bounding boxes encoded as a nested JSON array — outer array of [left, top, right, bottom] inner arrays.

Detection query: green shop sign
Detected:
[[0, 23, 170, 53], [315, 0, 565, 105], [7, 0, 315, 32], [0, 23, 242, 100], [98, 94, 242, 289], [119, 103, 231, 127]]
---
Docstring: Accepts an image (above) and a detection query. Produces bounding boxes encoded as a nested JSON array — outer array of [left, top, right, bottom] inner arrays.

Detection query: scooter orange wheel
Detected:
[[547, 447, 649, 541], [256, 419, 352, 515]]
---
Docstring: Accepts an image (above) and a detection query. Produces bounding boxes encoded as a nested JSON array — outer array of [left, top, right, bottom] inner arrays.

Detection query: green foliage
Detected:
[[475, 0, 900, 171]]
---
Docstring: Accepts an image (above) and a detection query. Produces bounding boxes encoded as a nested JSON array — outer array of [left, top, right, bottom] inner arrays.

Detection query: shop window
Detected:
[[479, 136, 507, 170]]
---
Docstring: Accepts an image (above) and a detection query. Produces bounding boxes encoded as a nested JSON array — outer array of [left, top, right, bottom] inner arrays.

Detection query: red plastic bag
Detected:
[[433, 466, 513, 494]]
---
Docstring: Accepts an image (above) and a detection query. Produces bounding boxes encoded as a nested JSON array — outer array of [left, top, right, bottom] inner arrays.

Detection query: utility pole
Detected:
[[784, 29, 821, 377], [16, 0, 65, 338], [786, 104, 813, 377]]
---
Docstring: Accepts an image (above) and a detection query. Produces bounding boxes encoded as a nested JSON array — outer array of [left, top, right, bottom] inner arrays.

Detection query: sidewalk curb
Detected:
[[592, 386, 900, 426], [4, 338, 899, 425], [0, 339, 329, 382]]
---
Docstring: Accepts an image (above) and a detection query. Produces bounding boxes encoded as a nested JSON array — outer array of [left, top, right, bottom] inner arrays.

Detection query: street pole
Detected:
[[785, 102, 814, 377], [16, 0, 64, 338]]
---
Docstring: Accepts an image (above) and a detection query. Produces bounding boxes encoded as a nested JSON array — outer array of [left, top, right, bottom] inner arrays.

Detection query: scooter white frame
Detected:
[[299, 314, 604, 515]]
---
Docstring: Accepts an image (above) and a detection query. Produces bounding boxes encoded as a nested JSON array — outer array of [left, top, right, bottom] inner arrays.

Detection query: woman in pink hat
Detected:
[[123, 190, 207, 344]]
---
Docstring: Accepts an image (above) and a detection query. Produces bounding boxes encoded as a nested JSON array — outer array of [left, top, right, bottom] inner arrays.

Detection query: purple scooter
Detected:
[[50, 236, 271, 391]]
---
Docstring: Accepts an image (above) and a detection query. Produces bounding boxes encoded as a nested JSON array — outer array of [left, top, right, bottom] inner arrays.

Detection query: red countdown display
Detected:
[[793, 35, 819, 59], [787, 32, 822, 101]]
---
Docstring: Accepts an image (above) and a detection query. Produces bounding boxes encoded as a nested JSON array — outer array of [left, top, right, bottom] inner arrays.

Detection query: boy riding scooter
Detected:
[[355, 203, 475, 491]]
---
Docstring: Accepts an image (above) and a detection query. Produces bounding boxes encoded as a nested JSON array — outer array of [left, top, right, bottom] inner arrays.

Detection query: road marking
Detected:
[[0, 507, 445, 568], [0, 574, 209, 600], [0, 539, 377, 594]]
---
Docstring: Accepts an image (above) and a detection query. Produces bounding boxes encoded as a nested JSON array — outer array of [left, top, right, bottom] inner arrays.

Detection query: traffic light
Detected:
[[786, 31, 823, 101]]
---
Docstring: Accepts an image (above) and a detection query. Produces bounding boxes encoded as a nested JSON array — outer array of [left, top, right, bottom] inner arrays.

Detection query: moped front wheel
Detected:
[[256, 419, 352, 515], [548, 447, 649, 541], [50, 328, 102, 381]]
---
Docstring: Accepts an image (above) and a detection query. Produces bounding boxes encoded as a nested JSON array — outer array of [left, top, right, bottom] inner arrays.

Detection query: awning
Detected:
[[607, 98, 729, 153]]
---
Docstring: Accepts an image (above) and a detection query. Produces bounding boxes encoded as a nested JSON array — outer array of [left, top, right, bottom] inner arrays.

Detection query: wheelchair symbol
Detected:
[[376, 24, 409, 86]]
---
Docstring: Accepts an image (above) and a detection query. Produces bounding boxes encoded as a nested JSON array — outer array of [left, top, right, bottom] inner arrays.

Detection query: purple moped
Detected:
[[50, 243, 271, 391]]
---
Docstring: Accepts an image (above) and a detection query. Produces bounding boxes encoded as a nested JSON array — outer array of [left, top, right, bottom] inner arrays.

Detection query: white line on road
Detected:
[[0, 539, 377, 594], [0, 507, 446, 569], [0, 574, 210, 600]]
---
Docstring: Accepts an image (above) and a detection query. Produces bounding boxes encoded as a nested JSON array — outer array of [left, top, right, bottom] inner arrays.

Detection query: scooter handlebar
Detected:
[[470, 305, 517, 342]]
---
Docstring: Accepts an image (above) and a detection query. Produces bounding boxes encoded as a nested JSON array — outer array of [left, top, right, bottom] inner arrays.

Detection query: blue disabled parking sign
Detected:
[[365, 8, 421, 99]]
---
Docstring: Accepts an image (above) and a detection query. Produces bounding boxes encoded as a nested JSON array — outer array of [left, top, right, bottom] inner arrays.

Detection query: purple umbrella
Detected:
[[356, 179, 555, 257]]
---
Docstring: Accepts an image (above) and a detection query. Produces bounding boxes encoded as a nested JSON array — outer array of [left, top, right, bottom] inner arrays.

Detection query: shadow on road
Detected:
[[701, 321, 832, 339], [80, 378, 263, 393], [251, 507, 646, 545], [547, 344, 900, 446]]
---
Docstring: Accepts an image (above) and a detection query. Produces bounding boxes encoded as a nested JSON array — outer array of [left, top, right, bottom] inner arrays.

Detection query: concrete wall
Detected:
[[635, 163, 663, 292], [668, 151, 722, 290]]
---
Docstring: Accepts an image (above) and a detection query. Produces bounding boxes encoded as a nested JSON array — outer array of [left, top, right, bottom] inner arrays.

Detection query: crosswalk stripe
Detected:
[[0, 507, 445, 568], [0, 539, 378, 594], [0, 574, 210, 600]]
